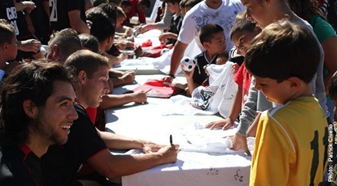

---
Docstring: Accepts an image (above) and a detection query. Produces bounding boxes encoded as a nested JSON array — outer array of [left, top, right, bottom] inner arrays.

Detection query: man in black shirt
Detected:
[[49, 0, 89, 33], [43, 50, 179, 185], [0, 61, 78, 185]]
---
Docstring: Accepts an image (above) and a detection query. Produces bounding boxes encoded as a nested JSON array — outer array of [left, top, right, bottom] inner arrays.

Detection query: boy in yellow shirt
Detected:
[[245, 20, 328, 186]]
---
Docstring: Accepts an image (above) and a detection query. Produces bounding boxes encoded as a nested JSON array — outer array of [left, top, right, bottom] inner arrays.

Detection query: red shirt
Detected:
[[125, 0, 146, 24], [85, 107, 97, 124], [234, 63, 252, 106]]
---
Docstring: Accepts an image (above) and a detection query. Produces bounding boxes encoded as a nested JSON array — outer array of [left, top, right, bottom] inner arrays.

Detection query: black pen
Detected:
[[145, 88, 152, 94], [170, 134, 173, 146]]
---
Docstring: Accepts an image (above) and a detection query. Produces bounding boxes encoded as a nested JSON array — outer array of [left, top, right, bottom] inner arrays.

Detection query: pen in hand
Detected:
[[170, 134, 173, 146], [145, 88, 152, 94]]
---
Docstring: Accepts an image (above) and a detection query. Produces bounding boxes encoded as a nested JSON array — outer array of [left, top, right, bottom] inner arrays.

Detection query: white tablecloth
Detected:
[[105, 74, 251, 186]]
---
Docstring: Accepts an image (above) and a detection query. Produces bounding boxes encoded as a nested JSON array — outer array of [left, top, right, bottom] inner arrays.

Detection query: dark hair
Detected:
[[99, 2, 117, 22], [90, 16, 115, 42], [110, 0, 122, 6], [122, 0, 132, 7], [0, 61, 74, 146], [48, 28, 82, 63], [288, 0, 324, 21], [184, 0, 202, 8], [229, 10, 257, 40], [0, 19, 16, 45], [64, 50, 110, 79], [164, 0, 181, 5], [245, 20, 320, 83], [86, 6, 111, 24], [199, 24, 224, 44], [328, 71, 337, 101], [79, 34, 100, 53], [93, 0, 108, 7], [140, 0, 151, 8]]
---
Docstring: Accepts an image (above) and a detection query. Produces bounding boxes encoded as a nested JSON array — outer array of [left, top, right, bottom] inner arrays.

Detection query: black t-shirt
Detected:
[[42, 103, 107, 186], [193, 51, 218, 85], [167, 14, 182, 45], [0, 145, 42, 186], [15, 0, 33, 39], [49, 0, 86, 31], [0, 0, 20, 35]]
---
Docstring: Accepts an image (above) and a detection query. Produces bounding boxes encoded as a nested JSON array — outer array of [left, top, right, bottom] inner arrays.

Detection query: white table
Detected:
[[105, 75, 251, 186]]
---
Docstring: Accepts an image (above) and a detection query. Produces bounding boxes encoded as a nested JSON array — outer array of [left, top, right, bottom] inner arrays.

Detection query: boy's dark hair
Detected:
[[90, 16, 115, 42], [328, 71, 337, 101], [98, 2, 117, 23], [64, 50, 110, 79], [199, 24, 224, 44], [0, 19, 16, 45], [0, 61, 74, 146], [245, 20, 320, 83], [184, 0, 202, 8], [79, 34, 100, 53], [229, 10, 257, 40], [86, 7, 111, 25], [140, 0, 151, 8], [110, 0, 122, 5], [93, 0, 108, 7], [164, 0, 181, 5], [122, 0, 132, 7]]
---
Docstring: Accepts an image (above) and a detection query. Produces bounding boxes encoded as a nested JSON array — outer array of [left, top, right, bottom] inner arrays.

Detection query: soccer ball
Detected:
[[180, 57, 196, 72], [160, 48, 170, 55]]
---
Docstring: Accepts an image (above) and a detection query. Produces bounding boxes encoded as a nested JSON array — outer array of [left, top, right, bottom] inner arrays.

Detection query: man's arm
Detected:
[[14, 0, 35, 12], [90, 129, 178, 179], [87, 146, 178, 179], [163, 41, 188, 82], [98, 91, 147, 110], [68, 10, 90, 34]]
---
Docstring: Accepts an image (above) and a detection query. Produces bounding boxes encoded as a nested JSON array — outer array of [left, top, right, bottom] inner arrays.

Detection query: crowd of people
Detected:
[[0, 0, 337, 185]]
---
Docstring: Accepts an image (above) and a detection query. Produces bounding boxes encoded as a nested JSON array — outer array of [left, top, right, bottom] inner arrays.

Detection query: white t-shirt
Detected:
[[178, 0, 245, 52]]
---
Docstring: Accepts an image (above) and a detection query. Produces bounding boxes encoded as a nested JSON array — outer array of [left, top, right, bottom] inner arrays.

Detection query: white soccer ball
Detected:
[[161, 48, 170, 55], [180, 57, 196, 72]]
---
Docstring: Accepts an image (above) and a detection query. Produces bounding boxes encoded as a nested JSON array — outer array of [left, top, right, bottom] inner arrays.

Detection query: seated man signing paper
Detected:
[[42, 50, 179, 186]]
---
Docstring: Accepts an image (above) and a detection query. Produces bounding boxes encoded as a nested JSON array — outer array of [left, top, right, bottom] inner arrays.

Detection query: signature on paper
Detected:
[[207, 167, 219, 175], [234, 169, 244, 182]]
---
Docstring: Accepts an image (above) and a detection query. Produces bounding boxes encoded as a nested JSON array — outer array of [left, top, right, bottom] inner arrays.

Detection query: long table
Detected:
[[105, 74, 252, 186]]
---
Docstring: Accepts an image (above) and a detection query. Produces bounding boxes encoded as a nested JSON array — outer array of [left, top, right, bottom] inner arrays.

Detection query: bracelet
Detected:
[[168, 73, 175, 79]]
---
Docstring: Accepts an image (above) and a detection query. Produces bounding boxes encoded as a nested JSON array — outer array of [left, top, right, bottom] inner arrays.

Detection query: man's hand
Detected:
[[119, 71, 135, 84], [205, 118, 234, 130], [132, 90, 147, 103], [156, 144, 179, 164], [162, 75, 174, 85], [18, 39, 41, 53], [22, 1, 36, 13], [140, 140, 163, 153]]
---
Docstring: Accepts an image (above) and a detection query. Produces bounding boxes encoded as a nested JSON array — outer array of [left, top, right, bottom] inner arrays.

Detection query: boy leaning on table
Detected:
[[42, 50, 179, 186], [245, 20, 328, 185]]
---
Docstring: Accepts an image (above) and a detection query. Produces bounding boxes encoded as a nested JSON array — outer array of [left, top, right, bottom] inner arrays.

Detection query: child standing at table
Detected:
[[158, 0, 182, 46], [246, 20, 328, 186], [182, 23, 226, 96], [206, 11, 262, 155]]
